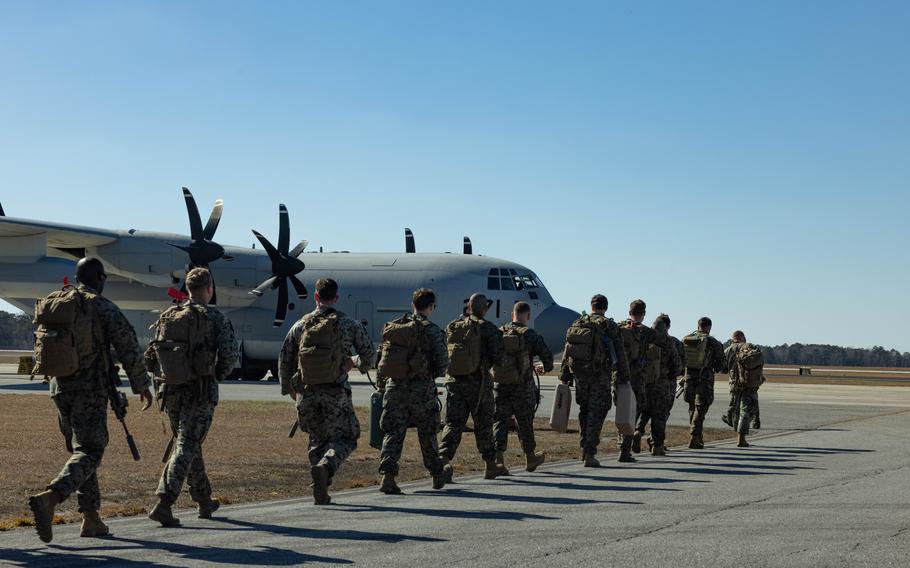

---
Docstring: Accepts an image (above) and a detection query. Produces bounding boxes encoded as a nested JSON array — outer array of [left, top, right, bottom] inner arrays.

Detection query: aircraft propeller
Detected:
[[249, 204, 308, 327], [168, 187, 233, 267]]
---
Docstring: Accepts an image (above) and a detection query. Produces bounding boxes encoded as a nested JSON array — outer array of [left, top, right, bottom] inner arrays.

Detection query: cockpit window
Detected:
[[487, 276, 500, 290], [518, 275, 541, 289], [489, 268, 500, 276], [500, 277, 515, 291]]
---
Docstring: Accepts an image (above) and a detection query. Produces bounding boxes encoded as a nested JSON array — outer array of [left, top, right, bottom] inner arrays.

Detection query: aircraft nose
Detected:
[[534, 303, 580, 357]]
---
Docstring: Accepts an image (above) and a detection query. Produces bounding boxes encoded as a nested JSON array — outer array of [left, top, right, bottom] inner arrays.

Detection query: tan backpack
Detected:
[[33, 287, 101, 378], [683, 332, 709, 370], [377, 315, 428, 381], [446, 317, 482, 376], [492, 325, 530, 384], [642, 343, 662, 385], [564, 315, 607, 370], [148, 302, 213, 385], [298, 311, 345, 385], [737, 343, 764, 388]]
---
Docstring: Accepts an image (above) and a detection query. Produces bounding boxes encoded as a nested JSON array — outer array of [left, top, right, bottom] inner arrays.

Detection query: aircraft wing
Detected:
[[0, 216, 119, 248]]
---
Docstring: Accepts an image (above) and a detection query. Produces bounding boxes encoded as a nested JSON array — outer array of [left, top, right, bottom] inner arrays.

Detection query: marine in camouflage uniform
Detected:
[[724, 332, 761, 447], [683, 317, 727, 448], [29, 258, 152, 543], [376, 289, 448, 494], [618, 299, 657, 460], [279, 278, 375, 505], [438, 294, 504, 479], [148, 269, 240, 527], [492, 302, 554, 474], [636, 319, 683, 455], [560, 294, 631, 468]]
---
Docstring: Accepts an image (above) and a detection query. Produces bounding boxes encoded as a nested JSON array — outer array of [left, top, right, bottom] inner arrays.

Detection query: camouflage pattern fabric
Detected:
[[667, 335, 686, 416], [620, 320, 657, 422], [636, 332, 683, 445], [48, 390, 109, 512], [279, 306, 375, 394], [379, 377, 442, 475], [297, 384, 361, 475], [492, 323, 553, 454], [684, 333, 727, 436], [377, 313, 447, 476]]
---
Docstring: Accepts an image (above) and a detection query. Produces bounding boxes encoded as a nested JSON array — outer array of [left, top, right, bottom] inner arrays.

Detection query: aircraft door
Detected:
[[355, 301, 374, 338]]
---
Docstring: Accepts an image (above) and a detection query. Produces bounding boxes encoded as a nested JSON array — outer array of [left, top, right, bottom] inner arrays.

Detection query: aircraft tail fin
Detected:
[[463, 236, 472, 255], [405, 228, 415, 253]]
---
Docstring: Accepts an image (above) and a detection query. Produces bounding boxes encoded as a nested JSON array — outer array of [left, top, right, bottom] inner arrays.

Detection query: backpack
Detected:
[[377, 315, 429, 381], [737, 343, 764, 388], [33, 287, 101, 378], [564, 315, 607, 370], [683, 331, 709, 370], [298, 311, 345, 385], [492, 325, 530, 384], [148, 302, 213, 385], [446, 317, 483, 376], [620, 321, 650, 369], [643, 343, 662, 385]]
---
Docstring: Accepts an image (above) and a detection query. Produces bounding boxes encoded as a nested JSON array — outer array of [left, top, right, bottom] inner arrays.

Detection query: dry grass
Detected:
[[1, 393, 730, 530]]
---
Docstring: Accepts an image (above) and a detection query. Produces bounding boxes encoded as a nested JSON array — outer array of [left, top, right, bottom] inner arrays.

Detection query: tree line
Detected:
[[0, 311, 34, 350]]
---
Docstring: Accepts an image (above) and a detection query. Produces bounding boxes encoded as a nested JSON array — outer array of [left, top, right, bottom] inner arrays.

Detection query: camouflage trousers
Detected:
[[157, 385, 215, 505], [49, 389, 109, 513], [493, 381, 536, 455], [574, 374, 612, 455], [636, 381, 674, 446], [297, 384, 360, 476], [684, 375, 715, 437], [379, 377, 443, 476], [726, 387, 760, 435], [439, 375, 495, 461]]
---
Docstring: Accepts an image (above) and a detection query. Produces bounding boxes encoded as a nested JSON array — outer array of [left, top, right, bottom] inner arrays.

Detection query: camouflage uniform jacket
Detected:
[[444, 315, 504, 384], [278, 305, 375, 395], [376, 312, 448, 389], [653, 332, 684, 382], [501, 321, 554, 381], [725, 341, 747, 389], [49, 284, 149, 397], [561, 313, 631, 384], [669, 335, 686, 376], [620, 319, 657, 381], [686, 332, 727, 381]]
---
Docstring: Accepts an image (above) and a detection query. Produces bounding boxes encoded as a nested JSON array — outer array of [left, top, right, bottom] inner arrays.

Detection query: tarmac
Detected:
[[1, 367, 909, 567]]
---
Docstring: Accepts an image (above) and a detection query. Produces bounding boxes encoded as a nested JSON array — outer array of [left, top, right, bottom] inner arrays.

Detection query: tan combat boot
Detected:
[[28, 490, 60, 543], [525, 451, 546, 472], [197, 497, 221, 519], [80, 510, 110, 538], [583, 452, 601, 468], [148, 498, 181, 527], [484, 457, 500, 480], [439, 456, 454, 484], [431, 468, 447, 490], [379, 474, 403, 495], [631, 431, 642, 454], [311, 465, 332, 505], [737, 434, 750, 448], [651, 443, 667, 457], [494, 451, 511, 477]]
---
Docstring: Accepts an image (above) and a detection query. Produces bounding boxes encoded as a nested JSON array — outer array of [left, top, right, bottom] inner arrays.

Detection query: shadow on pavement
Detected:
[[214, 517, 445, 543], [500, 476, 682, 493], [333, 501, 562, 520], [411, 487, 643, 506], [540, 471, 711, 484]]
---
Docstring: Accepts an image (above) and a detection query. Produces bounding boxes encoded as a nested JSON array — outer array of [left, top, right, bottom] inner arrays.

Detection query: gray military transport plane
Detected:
[[0, 190, 579, 379]]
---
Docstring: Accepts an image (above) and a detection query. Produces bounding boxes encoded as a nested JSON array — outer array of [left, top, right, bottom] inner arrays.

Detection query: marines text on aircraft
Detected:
[[0, 190, 579, 378]]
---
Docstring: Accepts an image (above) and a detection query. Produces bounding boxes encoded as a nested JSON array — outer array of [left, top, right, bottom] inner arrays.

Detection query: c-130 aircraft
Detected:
[[0, 190, 579, 379]]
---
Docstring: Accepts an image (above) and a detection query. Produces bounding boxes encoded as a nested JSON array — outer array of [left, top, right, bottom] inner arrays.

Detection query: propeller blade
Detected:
[[274, 278, 288, 326], [405, 228, 415, 253], [289, 275, 308, 300], [251, 230, 281, 262], [289, 240, 308, 258], [278, 204, 290, 255], [182, 187, 204, 240], [222, 254, 234, 261], [0, 202, 5, 216], [463, 236, 472, 255], [203, 198, 224, 240], [250, 275, 278, 296], [167, 242, 192, 254]]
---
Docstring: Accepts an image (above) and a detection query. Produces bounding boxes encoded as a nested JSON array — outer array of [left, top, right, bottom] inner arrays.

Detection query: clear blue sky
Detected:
[[1, 2, 908, 350]]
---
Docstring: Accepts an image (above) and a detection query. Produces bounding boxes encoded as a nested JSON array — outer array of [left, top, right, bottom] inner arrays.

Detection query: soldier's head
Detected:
[[653, 318, 669, 338], [75, 257, 107, 294], [698, 316, 712, 333], [314, 278, 339, 307], [732, 330, 746, 343], [590, 294, 608, 315], [655, 313, 671, 329], [412, 288, 436, 316], [513, 301, 531, 325], [629, 299, 646, 324], [469, 293, 488, 318], [185, 267, 214, 303]]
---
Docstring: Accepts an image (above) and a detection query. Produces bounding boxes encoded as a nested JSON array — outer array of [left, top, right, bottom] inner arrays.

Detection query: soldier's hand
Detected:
[[289, 391, 297, 401], [534, 364, 545, 375], [139, 388, 154, 411], [343, 357, 355, 373]]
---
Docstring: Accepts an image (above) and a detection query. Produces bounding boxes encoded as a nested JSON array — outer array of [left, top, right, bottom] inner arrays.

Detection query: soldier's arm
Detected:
[[96, 298, 149, 394], [375, 343, 387, 390], [213, 312, 240, 381], [427, 323, 449, 379], [351, 319, 376, 373], [278, 322, 304, 396], [610, 324, 632, 383], [484, 322, 504, 367], [529, 329, 554, 373], [713, 338, 729, 373], [559, 359, 574, 384]]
